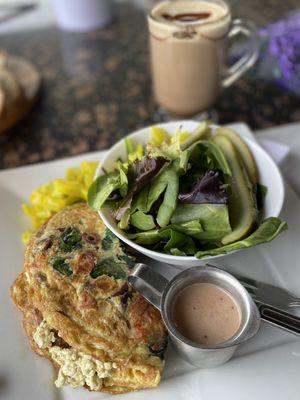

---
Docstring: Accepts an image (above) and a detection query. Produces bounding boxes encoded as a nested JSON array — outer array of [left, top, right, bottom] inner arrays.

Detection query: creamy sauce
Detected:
[[172, 283, 241, 345]]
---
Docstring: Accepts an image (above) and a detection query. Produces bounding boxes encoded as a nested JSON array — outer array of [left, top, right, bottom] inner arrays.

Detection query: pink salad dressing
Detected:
[[172, 282, 241, 346]]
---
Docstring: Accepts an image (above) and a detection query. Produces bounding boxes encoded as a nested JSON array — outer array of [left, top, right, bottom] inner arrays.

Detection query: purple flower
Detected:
[[260, 12, 300, 92]]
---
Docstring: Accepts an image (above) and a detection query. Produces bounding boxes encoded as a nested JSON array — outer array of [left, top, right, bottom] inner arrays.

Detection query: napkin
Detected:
[[258, 138, 290, 165]]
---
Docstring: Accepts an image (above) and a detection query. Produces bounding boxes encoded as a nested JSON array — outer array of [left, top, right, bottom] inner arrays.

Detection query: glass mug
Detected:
[[148, 0, 259, 116]]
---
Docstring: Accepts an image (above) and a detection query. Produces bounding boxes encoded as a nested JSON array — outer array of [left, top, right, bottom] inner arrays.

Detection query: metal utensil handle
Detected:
[[127, 263, 169, 310], [259, 304, 300, 336]]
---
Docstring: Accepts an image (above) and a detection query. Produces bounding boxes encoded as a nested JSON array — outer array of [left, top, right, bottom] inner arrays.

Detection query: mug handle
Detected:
[[127, 263, 169, 310], [222, 19, 259, 88]]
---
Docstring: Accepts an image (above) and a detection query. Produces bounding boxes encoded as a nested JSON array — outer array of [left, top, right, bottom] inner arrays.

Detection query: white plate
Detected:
[[1, 123, 300, 400]]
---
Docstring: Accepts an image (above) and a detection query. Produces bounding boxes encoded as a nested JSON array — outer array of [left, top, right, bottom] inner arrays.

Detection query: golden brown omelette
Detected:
[[11, 203, 167, 394]]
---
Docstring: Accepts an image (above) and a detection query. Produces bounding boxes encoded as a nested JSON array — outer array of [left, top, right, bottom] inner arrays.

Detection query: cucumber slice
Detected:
[[216, 127, 258, 184], [213, 134, 258, 245]]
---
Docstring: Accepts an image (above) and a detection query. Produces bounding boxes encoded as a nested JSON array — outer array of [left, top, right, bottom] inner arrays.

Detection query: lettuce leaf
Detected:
[[133, 162, 179, 220], [159, 228, 197, 255], [169, 220, 203, 239], [115, 161, 129, 197], [130, 210, 156, 231], [156, 164, 179, 227], [171, 203, 231, 228], [169, 220, 226, 242], [188, 140, 231, 176], [195, 217, 288, 259], [178, 170, 227, 204], [147, 134, 182, 160], [88, 171, 121, 210], [126, 227, 197, 255], [114, 156, 167, 220], [126, 229, 161, 245], [125, 138, 144, 162]]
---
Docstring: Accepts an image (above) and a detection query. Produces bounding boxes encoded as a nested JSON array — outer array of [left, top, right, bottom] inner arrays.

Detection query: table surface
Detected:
[[0, 0, 300, 170]]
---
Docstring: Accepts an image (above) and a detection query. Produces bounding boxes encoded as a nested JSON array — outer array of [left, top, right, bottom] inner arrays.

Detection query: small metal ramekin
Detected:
[[128, 264, 260, 368]]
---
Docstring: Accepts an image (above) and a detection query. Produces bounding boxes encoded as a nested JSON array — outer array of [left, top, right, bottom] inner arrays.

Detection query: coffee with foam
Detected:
[[148, 1, 231, 116]]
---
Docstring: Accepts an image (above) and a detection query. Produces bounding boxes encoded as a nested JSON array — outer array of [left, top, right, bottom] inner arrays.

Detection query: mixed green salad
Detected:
[[88, 122, 287, 259]]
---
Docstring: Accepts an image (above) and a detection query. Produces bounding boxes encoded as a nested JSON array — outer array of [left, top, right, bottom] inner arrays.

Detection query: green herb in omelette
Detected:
[[59, 227, 82, 252], [118, 254, 136, 268], [90, 257, 127, 279], [102, 229, 118, 250], [51, 257, 73, 276]]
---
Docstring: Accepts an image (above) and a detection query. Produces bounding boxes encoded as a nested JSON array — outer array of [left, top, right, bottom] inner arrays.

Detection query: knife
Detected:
[[206, 263, 300, 336]]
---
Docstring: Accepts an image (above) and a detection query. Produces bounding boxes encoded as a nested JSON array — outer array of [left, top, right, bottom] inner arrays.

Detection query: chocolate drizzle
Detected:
[[162, 12, 211, 22]]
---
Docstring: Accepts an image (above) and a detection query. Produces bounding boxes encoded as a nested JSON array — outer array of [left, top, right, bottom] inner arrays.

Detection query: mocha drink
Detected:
[[148, 0, 231, 116]]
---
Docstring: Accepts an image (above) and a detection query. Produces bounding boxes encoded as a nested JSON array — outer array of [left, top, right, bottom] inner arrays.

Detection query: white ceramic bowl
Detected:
[[97, 120, 284, 267]]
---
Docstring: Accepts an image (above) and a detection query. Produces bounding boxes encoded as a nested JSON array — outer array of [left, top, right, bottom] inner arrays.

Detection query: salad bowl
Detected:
[[95, 120, 285, 267]]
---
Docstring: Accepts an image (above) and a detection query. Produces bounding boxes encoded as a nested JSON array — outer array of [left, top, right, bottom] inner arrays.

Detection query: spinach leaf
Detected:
[[90, 257, 127, 279], [59, 227, 82, 252], [148, 163, 179, 227], [102, 229, 118, 250], [114, 156, 167, 220], [159, 229, 186, 251], [133, 160, 182, 216], [142, 168, 170, 213], [195, 217, 288, 259], [132, 186, 150, 213], [126, 229, 161, 245], [51, 257, 73, 276], [178, 170, 227, 204], [188, 140, 231, 176], [170, 220, 204, 239], [171, 204, 231, 241], [169, 248, 186, 256], [118, 208, 131, 230], [130, 211, 156, 231], [88, 171, 121, 210], [115, 161, 129, 197], [160, 228, 197, 255], [171, 203, 230, 228]]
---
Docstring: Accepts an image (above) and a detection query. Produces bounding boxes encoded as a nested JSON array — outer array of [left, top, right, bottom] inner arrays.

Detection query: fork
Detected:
[[206, 263, 300, 309]]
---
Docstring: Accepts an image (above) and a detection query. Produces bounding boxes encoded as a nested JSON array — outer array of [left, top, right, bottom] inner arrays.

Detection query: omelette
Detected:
[[11, 203, 167, 394]]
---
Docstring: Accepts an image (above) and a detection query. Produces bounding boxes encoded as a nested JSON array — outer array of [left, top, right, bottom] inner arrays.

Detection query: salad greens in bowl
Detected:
[[88, 121, 287, 266]]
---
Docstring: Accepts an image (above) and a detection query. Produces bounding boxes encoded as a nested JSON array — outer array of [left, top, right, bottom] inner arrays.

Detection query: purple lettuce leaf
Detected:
[[178, 170, 227, 204], [114, 156, 167, 220]]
